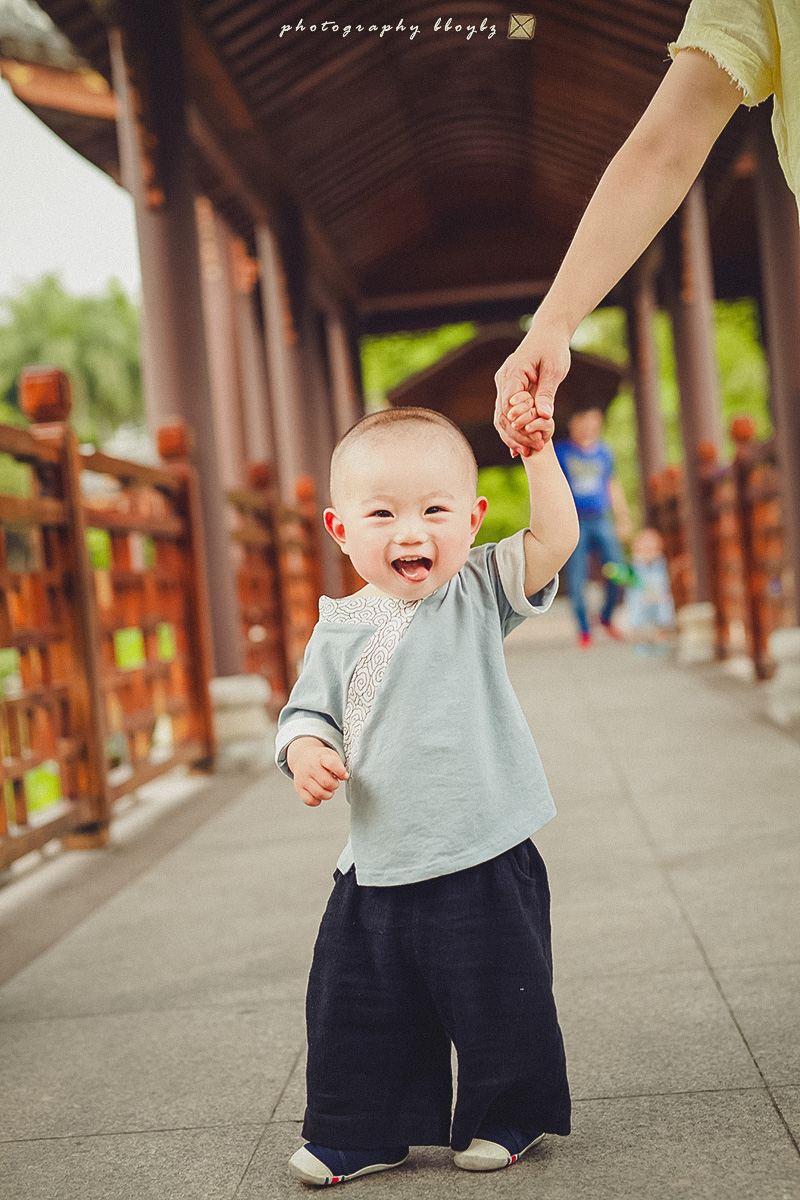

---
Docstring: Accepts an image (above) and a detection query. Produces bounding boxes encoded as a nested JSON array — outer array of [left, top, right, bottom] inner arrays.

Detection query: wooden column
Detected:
[[626, 256, 667, 517], [255, 224, 309, 504], [229, 236, 275, 466], [300, 304, 344, 595], [665, 180, 723, 602], [753, 109, 800, 615], [195, 198, 248, 492], [325, 309, 362, 438], [109, 12, 241, 675]]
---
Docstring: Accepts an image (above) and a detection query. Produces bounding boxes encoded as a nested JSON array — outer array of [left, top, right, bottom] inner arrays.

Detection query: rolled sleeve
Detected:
[[275, 715, 345, 778], [667, 0, 775, 107], [495, 528, 559, 618]]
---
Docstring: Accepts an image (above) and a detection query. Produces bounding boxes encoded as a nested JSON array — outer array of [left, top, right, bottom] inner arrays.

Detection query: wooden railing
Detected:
[[721, 420, 793, 676], [648, 418, 795, 678], [225, 465, 366, 713], [225, 466, 326, 710], [281, 475, 325, 682], [699, 441, 746, 660], [647, 464, 694, 611], [0, 370, 215, 868], [226, 462, 292, 711]]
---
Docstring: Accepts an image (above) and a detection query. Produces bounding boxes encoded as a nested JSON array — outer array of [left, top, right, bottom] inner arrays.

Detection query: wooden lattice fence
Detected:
[[0, 370, 215, 869]]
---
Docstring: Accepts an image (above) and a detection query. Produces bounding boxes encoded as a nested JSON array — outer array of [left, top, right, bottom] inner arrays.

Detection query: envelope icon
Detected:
[[508, 13, 535, 40]]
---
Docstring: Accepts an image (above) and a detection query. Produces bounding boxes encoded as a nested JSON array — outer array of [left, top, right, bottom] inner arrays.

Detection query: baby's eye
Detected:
[[369, 509, 393, 518], [425, 506, 447, 514]]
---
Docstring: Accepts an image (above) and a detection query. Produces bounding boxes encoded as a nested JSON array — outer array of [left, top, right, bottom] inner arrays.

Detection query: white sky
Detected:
[[0, 78, 141, 299]]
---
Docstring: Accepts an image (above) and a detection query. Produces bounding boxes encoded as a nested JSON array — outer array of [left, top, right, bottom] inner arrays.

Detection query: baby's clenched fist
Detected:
[[286, 736, 349, 807], [509, 405, 556, 454]]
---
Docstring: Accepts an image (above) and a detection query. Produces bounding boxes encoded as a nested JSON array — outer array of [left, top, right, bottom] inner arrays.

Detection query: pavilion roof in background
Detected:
[[387, 323, 626, 466], [4, 0, 761, 327]]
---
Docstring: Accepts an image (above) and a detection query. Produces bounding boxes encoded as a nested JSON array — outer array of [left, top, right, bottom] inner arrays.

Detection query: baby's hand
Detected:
[[506, 399, 555, 455], [286, 736, 349, 807]]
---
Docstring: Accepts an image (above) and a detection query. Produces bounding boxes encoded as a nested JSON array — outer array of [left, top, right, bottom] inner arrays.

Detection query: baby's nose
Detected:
[[396, 525, 425, 544]]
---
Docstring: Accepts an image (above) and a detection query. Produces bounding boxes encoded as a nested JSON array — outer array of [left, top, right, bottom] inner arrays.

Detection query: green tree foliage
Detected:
[[361, 323, 477, 409], [359, 299, 771, 545], [0, 275, 143, 441]]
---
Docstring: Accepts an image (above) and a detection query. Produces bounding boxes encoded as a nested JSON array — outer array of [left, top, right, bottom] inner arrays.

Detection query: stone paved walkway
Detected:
[[1, 600, 799, 1199]]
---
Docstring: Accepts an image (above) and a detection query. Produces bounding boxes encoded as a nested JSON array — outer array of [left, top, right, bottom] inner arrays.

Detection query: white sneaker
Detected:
[[453, 1129, 545, 1172], [288, 1143, 409, 1186]]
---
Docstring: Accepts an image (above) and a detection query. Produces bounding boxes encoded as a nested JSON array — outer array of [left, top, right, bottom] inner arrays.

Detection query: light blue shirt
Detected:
[[275, 529, 558, 886]]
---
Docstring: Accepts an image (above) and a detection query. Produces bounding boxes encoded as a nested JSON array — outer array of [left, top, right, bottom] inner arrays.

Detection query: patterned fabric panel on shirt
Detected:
[[318, 595, 420, 766]]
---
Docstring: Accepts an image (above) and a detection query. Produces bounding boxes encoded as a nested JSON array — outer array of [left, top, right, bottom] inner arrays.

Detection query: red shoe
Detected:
[[599, 619, 624, 641], [578, 631, 592, 649]]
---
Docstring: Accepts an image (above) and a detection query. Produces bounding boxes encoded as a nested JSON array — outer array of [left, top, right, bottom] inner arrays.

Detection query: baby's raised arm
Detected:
[[518, 429, 580, 596]]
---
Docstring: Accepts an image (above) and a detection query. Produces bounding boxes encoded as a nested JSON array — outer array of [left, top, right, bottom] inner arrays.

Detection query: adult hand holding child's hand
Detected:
[[286, 736, 349, 807], [493, 317, 572, 457]]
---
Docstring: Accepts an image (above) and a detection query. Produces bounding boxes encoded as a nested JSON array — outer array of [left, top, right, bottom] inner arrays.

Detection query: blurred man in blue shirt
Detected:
[[554, 408, 632, 647]]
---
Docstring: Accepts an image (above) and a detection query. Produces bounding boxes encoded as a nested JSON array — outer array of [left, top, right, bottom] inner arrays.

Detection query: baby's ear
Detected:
[[470, 496, 489, 538], [323, 508, 347, 548]]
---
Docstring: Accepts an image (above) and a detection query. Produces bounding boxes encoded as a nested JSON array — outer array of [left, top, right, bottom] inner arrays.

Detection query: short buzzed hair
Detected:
[[329, 407, 478, 506]]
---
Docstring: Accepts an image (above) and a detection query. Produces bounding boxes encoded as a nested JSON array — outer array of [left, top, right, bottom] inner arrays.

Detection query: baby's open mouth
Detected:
[[392, 555, 432, 583]]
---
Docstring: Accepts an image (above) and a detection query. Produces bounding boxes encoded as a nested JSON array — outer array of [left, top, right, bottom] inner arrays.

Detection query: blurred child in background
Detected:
[[622, 528, 675, 653]]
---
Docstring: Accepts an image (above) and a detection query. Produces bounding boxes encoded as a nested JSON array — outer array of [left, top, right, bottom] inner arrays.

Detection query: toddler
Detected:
[[622, 527, 675, 652], [275, 406, 579, 1186]]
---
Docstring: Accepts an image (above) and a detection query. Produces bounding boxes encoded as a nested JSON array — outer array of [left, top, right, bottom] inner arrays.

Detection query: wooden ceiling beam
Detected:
[[360, 276, 553, 318]]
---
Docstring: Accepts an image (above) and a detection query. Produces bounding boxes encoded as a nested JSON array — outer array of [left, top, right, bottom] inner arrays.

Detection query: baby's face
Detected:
[[325, 429, 487, 599]]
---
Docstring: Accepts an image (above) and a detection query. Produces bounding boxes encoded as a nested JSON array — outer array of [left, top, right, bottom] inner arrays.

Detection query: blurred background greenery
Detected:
[[0, 274, 143, 440]]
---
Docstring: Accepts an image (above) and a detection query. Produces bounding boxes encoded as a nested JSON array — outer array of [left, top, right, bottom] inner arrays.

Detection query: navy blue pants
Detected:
[[302, 840, 571, 1152]]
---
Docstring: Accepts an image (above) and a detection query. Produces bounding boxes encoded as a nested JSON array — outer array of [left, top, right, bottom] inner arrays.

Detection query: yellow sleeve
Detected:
[[667, 0, 776, 107]]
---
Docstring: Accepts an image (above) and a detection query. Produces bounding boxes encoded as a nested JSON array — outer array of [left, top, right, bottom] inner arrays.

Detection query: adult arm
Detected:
[[494, 48, 744, 455]]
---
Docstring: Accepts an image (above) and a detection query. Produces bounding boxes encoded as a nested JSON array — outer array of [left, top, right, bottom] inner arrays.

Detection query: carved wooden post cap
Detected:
[[19, 365, 72, 423], [697, 440, 717, 465], [157, 419, 195, 461], [295, 474, 315, 503], [731, 415, 756, 445], [247, 461, 272, 490]]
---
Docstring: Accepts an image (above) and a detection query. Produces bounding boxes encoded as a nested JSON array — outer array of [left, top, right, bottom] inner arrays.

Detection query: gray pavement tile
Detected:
[[0, 771, 260, 987], [271, 1048, 307, 1122], [556, 969, 762, 1099], [535, 796, 653, 863], [0, 784, 346, 1021], [238, 1091, 800, 1200], [772, 1087, 800, 1145], [667, 847, 800, 968], [0, 1004, 302, 1139], [0, 1124, 263, 1200], [716, 964, 800, 1088], [620, 766, 800, 859], [549, 875, 705, 981]]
